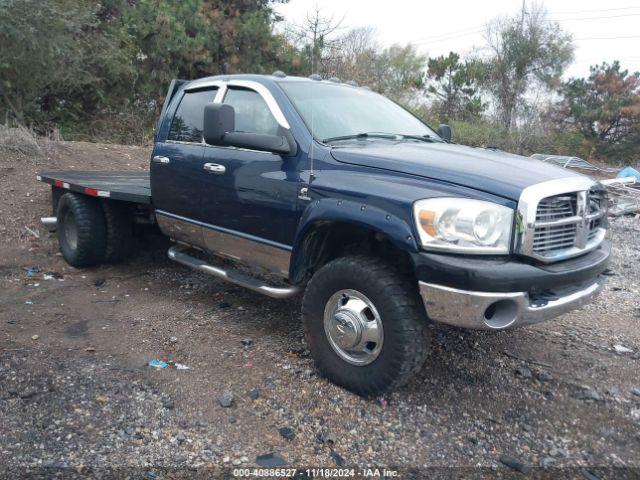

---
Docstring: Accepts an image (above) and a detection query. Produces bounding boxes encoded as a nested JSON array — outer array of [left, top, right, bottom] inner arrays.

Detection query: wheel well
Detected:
[[291, 221, 414, 284]]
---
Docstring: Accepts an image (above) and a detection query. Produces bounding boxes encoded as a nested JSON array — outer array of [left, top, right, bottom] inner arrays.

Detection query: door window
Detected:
[[168, 88, 217, 143], [223, 88, 279, 135]]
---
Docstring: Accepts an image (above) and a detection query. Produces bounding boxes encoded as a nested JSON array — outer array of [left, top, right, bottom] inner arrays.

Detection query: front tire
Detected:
[[302, 255, 430, 396], [56, 193, 107, 268]]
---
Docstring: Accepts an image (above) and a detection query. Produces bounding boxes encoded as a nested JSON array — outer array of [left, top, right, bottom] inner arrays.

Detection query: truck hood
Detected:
[[330, 141, 585, 200]]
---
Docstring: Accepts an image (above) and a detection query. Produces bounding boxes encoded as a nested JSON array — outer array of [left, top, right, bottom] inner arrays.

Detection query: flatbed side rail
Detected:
[[36, 172, 151, 205]]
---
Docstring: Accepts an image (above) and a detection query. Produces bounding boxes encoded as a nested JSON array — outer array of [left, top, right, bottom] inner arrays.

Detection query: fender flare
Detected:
[[289, 198, 420, 281]]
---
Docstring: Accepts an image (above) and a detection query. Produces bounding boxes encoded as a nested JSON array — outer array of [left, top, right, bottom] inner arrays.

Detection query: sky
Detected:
[[273, 0, 640, 79]]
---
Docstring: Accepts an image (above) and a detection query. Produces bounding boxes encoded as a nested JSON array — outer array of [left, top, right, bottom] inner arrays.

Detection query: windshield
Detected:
[[278, 82, 438, 142]]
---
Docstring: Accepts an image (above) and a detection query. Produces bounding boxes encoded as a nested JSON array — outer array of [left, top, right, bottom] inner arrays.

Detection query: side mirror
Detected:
[[203, 103, 296, 156], [203, 103, 235, 146], [437, 124, 452, 143]]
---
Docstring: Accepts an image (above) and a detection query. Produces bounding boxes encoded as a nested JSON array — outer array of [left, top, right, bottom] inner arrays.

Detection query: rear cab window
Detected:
[[168, 88, 217, 143]]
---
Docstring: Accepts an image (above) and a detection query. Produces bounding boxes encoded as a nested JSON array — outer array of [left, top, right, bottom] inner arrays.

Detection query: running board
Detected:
[[167, 245, 300, 299], [41, 217, 57, 232]]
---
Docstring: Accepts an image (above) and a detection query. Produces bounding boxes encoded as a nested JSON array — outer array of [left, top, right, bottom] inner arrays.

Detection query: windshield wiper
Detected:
[[323, 132, 441, 144], [322, 132, 398, 143], [396, 134, 441, 143]]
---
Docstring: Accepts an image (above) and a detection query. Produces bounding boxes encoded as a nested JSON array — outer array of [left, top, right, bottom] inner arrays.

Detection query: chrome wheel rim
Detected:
[[63, 211, 78, 250], [323, 289, 383, 366]]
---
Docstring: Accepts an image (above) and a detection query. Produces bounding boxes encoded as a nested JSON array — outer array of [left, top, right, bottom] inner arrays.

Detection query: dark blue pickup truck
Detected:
[[37, 73, 610, 395]]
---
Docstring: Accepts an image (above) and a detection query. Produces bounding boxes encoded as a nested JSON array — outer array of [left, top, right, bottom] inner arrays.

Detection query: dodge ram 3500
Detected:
[[37, 72, 610, 396]]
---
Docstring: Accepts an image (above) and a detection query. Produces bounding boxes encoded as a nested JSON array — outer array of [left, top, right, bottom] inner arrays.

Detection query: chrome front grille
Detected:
[[533, 195, 578, 255], [516, 178, 607, 263]]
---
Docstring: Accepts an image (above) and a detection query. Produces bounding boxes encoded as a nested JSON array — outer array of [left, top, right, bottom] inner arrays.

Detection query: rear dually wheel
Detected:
[[56, 192, 107, 267]]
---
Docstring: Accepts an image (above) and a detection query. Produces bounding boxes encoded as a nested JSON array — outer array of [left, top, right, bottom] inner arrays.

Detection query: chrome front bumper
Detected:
[[419, 276, 606, 330]]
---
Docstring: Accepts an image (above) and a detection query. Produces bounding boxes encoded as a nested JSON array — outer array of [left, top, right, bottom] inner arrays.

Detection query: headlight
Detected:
[[413, 198, 513, 254]]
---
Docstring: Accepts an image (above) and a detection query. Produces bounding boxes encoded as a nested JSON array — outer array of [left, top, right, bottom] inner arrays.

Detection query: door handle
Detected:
[[152, 155, 170, 165], [203, 163, 226, 174]]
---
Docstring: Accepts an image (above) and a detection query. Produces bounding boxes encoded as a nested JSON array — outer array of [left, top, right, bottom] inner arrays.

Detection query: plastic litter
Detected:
[[148, 359, 168, 369], [613, 344, 633, 354], [255, 453, 288, 467], [23, 266, 41, 277], [25, 300, 33, 305], [617, 166, 640, 181], [148, 359, 190, 370], [43, 271, 64, 281]]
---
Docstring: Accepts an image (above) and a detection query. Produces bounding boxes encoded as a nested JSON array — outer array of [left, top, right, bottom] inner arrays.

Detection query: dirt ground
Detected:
[[1, 141, 639, 478]]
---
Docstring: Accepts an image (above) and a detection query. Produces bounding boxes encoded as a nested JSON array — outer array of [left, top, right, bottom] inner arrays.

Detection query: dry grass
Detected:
[[0, 124, 40, 156]]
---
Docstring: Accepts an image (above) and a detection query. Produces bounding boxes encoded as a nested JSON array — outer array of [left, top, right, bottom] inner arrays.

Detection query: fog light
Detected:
[[483, 300, 518, 329]]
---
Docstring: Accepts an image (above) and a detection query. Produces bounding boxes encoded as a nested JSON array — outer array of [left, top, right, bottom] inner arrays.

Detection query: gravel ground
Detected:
[[0, 141, 639, 479]]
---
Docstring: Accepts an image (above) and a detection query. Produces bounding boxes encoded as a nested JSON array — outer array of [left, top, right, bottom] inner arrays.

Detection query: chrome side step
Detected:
[[41, 216, 57, 232], [167, 245, 300, 299]]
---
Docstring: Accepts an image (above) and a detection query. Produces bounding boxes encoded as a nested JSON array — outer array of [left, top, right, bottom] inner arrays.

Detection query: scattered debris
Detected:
[[377, 396, 387, 409], [148, 359, 168, 369], [83, 347, 96, 353], [24, 226, 40, 238], [323, 432, 337, 446], [613, 344, 633, 354], [255, 453, 287, 468], [18, 389, 38, 400], [31, 335, 39, 341], [574, 386, 602, 402], [43, 271, 63, 281], [515, 366, 533, 379], [24, 300, 33, 305], [631, 388, 640, 397], [248, 388, 260, 400], [617, 166, 640, 181], [536, 370, 553, 382], [581, 469, 601, 480], [499, 454, 530, 473], [278, 427, 295, 441], [531, 154, 617, 173], [169, 336, 178, 344], [218, 390, 234, 408], [23, 266, 41, 277], [531, 154, 640, 216], [601, 177, 640, 216], [241, 338, 254, 347], [173, 362, 190, 370], [330, 450, 346, 466]]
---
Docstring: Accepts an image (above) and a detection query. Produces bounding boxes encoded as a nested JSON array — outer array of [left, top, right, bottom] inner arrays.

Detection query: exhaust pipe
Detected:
[[41, 217, 57, 232]]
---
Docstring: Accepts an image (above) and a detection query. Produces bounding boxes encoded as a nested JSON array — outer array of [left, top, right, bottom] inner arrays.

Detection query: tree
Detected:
[[285, 4, 344, 74], [426, 52, 485, 122], [321, 26, 379, 83], [563, 61, 640, 161], [0, 0, 132, 127], [370, 44, 426, 104], [481, 2, 573, 130], [287, 8, 425, 104], [0, 0, 291, 141]]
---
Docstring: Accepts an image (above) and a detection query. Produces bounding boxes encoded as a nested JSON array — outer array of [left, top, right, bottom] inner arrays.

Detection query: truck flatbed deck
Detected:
[[37, 170, 151, 204]]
